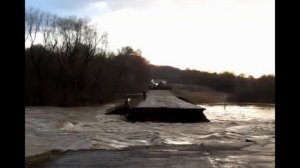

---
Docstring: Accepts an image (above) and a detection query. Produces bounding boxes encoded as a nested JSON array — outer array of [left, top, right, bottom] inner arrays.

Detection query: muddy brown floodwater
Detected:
[[25, 104, 274, 167]]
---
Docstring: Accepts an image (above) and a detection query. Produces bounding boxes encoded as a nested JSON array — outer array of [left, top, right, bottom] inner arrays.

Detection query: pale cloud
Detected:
[[26, 0, 102, 10], [26, 0, 275, 77]]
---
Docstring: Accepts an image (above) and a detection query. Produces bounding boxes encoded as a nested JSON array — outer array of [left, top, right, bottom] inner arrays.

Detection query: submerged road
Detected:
[[26, 91, 274, 167], [42, 143, 274, 168], [136, 90, 204, 109], [127, 90, 208, 122]]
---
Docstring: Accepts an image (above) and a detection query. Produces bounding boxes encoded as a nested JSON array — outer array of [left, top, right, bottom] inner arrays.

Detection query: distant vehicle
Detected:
[[148, 79, 171, 90]]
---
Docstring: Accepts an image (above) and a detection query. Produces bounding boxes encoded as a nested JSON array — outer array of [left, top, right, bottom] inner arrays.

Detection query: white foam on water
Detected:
[[25, 104, 274, 157]]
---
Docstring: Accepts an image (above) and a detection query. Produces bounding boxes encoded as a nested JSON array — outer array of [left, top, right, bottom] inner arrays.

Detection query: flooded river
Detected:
[[25, 104, 274, 157]]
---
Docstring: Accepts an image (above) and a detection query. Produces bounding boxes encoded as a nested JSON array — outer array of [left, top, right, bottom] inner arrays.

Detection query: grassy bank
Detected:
[[171, 84, 228, 104]]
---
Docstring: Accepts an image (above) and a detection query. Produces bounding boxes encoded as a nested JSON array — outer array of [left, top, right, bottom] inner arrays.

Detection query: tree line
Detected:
[[25, 8, 274, 106], [151, 66, 274, 103], [25, 8, 150, 106]]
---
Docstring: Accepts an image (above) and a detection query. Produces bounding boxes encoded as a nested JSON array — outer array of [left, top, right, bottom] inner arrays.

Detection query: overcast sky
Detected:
[[26, 0, 275, 78]]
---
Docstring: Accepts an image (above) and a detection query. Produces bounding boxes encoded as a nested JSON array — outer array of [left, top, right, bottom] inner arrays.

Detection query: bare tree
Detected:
[[25, 8, 152, 106]]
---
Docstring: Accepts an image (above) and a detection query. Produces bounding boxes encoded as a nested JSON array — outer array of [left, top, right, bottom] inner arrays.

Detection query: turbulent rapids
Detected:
[[25, 104, 274, 157]]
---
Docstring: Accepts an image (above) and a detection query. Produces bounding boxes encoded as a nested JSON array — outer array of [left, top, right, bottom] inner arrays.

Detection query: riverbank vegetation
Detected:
[[151, 66, 274, 104], [25, 8, 274, 106]]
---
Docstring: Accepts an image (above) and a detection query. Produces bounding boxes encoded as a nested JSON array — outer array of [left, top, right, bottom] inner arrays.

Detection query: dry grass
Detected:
[[171, 84, 228, 104]]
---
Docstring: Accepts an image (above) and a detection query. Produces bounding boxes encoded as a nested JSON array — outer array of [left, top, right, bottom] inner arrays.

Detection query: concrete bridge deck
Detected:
[[135, 90, 204, 110], [127, 90, 208, 122]]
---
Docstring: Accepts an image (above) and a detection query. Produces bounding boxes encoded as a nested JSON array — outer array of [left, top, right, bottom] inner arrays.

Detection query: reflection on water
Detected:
[[25, 104, 274, 156], [202, 104, 274, 122]]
